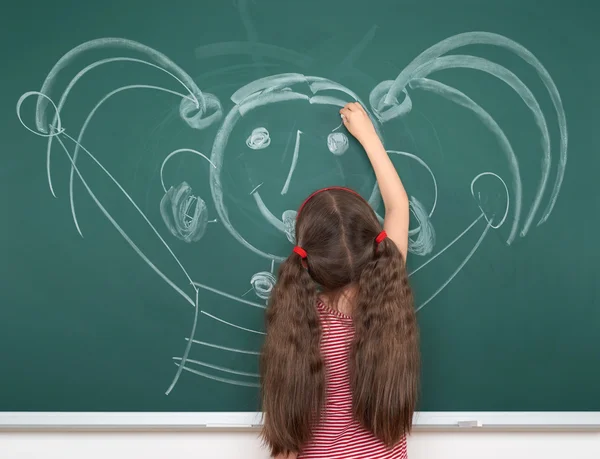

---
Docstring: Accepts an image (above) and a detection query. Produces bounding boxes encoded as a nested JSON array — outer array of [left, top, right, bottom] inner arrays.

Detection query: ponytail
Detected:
[[259, 252, 324, 456], [350, 237, 420, 446]]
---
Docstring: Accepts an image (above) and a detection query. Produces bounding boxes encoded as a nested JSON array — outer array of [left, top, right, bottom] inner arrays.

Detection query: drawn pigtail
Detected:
[[259, 249, 324, 456], [350, 236, 420, 446]]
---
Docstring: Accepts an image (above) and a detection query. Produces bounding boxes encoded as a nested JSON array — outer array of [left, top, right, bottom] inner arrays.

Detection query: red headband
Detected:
[[296, 186, 362, 220], [293, 187, 386, 260]]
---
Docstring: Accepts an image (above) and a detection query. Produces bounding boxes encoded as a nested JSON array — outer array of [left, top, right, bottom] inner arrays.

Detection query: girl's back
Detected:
[[297, 300, 407, 459], [260, 103, 419, 459]]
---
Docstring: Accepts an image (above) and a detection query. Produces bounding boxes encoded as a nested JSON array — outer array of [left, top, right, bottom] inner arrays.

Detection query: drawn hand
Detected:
[[340, 102, 379, 147]]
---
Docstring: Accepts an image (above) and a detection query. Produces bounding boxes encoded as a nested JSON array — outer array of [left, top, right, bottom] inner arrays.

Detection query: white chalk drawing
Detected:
[[408, 196, 436, 256], [160, 182, 209, 243], [281, 130, 302, 195], [327, 132, 349, 156], [159, 149, 217, 242], [246, 127, 271, 150], [281, 210, 297, 244], [250, 272, 277, 300], [386, 150, 438, 255], [211, 73, 385, 263], [172, 357, 260, 378], [17, 29, 566, 391]]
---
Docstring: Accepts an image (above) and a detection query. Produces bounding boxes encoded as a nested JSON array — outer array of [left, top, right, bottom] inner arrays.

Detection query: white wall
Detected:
[[1, 431, 599, 459]]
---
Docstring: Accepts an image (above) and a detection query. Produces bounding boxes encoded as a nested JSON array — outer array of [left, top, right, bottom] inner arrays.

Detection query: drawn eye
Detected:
[[327, 132, 349, 156], [246, 127, 271, 150]]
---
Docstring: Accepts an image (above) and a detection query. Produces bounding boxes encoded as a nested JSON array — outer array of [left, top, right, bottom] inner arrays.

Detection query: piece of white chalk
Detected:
[[458, 420, 483, 428]]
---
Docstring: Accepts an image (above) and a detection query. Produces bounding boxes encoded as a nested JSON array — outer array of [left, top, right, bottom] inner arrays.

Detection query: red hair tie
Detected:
[[293, 246, 308, 259], [375, 230, 387, 245]]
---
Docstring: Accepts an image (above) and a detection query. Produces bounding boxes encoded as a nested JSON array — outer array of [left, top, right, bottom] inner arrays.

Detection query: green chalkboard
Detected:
[[1, 0, 599, 419]]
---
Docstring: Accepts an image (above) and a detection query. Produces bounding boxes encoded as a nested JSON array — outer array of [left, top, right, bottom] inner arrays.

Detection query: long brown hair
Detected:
[[259, 188, 420, 456]]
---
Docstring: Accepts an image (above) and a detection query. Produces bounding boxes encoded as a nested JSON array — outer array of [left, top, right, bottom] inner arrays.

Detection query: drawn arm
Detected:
[[340, 102, 409, 260]]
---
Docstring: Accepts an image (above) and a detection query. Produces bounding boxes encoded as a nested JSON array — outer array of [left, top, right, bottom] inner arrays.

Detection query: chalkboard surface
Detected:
[[1, 0, 599, 415]]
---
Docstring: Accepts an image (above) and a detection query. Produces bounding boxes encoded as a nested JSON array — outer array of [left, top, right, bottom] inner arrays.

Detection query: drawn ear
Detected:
[[179, 92, 223, 130], [408, 196, 436, 257], [160, 182, 209, 243], [369, 80, 413, 123], [159, 148, 217, 244]]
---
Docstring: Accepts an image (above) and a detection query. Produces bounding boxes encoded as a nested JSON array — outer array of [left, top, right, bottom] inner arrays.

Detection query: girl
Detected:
[[259, 102, 420, 459]]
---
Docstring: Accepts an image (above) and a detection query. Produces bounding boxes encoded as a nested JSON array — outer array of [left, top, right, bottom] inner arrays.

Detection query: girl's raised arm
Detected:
[[340, 102, 410, 260]]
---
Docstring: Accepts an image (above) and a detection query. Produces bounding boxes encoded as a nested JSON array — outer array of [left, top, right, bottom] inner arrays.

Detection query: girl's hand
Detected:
[[340, 102, 380, 147]]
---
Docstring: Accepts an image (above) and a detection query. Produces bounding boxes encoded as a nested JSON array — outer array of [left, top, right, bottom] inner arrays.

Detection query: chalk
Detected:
[[457, 420, 483, 428]]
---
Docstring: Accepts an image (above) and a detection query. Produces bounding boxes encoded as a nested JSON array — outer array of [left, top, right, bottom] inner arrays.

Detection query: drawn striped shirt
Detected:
[[297, 301, 408, 459]]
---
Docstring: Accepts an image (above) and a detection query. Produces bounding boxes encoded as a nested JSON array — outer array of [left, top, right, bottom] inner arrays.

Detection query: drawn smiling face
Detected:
[[209, 74, 385, 262], [242, 122, 351, 244]]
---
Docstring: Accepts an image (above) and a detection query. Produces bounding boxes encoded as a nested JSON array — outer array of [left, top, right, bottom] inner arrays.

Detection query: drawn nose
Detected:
[[281, 130, 302, 196]]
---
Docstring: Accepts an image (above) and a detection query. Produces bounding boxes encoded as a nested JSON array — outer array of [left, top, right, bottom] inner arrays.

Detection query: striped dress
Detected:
[[298, 301, 408, 459]]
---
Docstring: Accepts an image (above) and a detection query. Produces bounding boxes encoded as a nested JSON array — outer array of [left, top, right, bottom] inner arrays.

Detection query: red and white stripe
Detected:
[[298, 301, 408, 459]]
